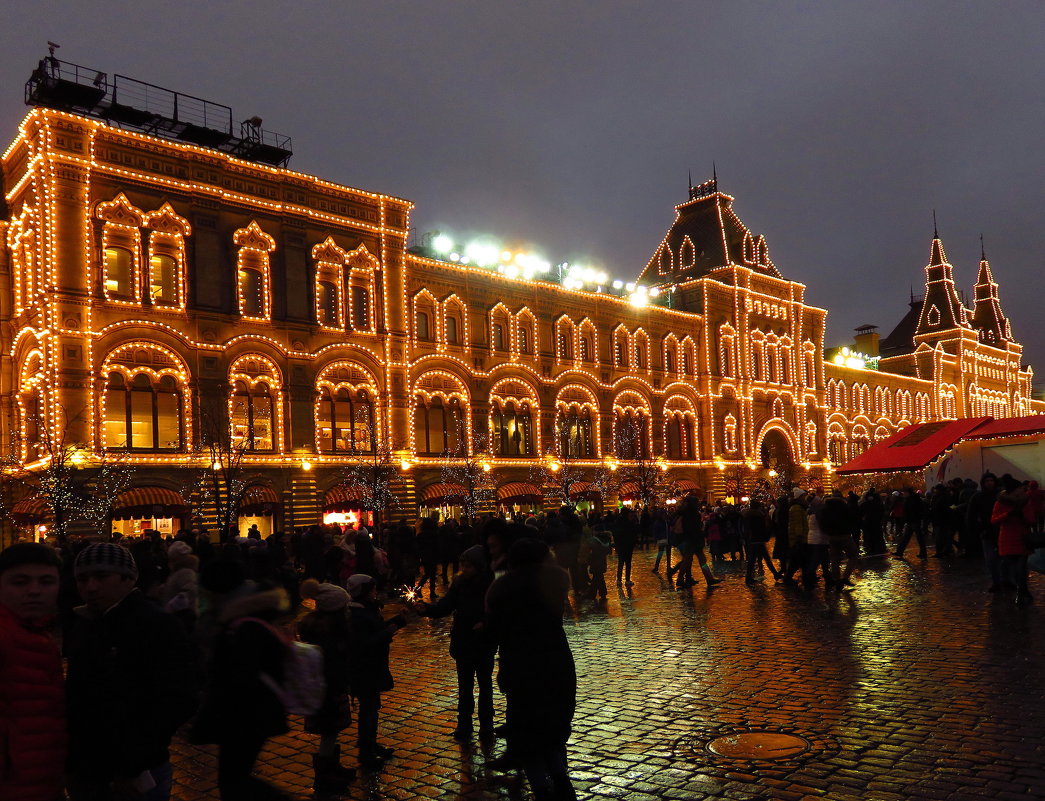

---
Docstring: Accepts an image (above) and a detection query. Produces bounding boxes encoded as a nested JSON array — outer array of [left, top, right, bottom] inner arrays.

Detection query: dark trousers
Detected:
[[806, 543, 830, 585], [746, 541, 780, 580], [456, 652, 495, 728], [521, 745, 578, 801], [589, 570, 607, 598], [218, 736, 283, 801], [895, 522, 927, 556], [356, 692, 381, 755], [616, 550, 634, 584], [653, 541, 670, 571], [784, 541, 807, 581]]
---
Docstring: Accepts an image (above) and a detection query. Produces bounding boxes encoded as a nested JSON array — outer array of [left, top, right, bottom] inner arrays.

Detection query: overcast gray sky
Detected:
[[4, 1, 1044, 385]]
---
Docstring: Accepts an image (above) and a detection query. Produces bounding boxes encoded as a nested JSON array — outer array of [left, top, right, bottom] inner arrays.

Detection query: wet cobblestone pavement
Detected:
[[171, 550, 1045, 800]]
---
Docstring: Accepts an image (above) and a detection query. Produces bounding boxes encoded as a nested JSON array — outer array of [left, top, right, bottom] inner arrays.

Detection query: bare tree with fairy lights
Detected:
[[529, 415, 614, 510], [332, 417, 405, 530], [2, 406, 134, 542], [613, 416, 670, 509], [439, 430, 497, 522], [181, 403, 253, 541]]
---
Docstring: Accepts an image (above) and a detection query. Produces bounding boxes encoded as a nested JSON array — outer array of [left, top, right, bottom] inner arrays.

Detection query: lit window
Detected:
[[239, 268, 265, 317], [105, 371, 182, 451], [318, 387, 374, 453], [231, 381, 274, 451], [493, 402, 534, 456], [318, 281, 339, 326], [105, 246, 133, 298], [149, 254, 177, 304]]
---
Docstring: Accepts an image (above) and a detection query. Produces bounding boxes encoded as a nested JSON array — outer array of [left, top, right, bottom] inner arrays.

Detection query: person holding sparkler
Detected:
[[414, 545, 497, 741]]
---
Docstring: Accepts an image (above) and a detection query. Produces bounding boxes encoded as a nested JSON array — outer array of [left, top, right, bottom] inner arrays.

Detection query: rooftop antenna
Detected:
[[712, 161, 717, 187], [47, 41, 60, 57], [688, 169, 692, 191], [910, 284, 915, 304]]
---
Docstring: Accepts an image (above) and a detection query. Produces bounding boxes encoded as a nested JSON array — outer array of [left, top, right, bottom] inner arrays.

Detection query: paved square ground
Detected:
[[171, 549, 1045, 800]]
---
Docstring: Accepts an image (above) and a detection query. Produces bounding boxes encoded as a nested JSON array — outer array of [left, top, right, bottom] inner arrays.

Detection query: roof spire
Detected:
[[980, 232, 986, 261], [688, 169, 692, 192], [933, 209, 938, 240]]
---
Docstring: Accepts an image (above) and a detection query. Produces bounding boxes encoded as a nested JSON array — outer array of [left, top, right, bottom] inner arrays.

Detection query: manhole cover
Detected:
[[706, 731, 810, 760]]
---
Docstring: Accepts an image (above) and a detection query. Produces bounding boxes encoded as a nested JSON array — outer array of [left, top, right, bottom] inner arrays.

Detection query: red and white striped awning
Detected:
[[116, 487, 186, 509], [497, 482, 542, 502], [420, 482, 469, 502]]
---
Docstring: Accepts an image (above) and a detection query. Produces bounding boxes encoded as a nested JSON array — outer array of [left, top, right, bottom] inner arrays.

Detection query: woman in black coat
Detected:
[[485, 538, 577, 801], [417, 545, 497, 740]]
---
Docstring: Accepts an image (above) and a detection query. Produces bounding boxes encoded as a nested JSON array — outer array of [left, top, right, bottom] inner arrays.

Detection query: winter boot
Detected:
[[329, 746, 356, 782], [313, 754, 353, 793], [701, 564, 721, 586]]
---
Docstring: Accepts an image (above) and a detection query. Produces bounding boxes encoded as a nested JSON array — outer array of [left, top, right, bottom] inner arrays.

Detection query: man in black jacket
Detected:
[[64, 542, 198, 801]]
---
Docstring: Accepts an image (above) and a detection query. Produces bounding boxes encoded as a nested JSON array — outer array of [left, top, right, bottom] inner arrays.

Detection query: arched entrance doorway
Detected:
[[758, 428, 798, 500]]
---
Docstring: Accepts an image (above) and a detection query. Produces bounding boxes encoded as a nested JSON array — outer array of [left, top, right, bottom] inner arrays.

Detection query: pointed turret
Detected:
[[914, 229, 970, 339], [970, 239, 1013, 345]]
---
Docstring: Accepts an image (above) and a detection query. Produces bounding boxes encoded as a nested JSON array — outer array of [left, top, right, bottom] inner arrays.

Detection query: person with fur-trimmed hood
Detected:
[[190, 567, 291, 801], [298, 579, 356, 793]]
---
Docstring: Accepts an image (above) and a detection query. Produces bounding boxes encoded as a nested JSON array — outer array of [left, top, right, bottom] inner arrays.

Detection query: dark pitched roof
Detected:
[[879, 299, 922, 356], [637, 185, 782, 285]]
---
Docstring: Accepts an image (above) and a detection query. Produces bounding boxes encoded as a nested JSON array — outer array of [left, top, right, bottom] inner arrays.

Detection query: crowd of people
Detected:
[[0, 469, 1040, 801]]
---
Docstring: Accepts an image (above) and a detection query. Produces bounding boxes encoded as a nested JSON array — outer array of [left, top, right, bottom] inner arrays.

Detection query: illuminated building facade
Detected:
[[1, 66, 1041, 535]]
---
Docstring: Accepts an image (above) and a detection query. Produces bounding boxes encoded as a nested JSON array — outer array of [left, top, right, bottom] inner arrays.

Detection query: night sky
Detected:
[[3, 2, 1044, 386]]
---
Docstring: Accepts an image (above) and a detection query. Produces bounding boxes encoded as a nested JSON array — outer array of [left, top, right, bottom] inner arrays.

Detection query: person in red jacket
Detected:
[[0, 543, 66, 801], [991, 476, 1035, 607]]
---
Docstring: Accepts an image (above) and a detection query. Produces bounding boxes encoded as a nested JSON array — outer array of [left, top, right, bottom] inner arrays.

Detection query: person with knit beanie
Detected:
[[414, 544, 498, 740], [65, 543, 197, 801], [298, 578, 356, 791]]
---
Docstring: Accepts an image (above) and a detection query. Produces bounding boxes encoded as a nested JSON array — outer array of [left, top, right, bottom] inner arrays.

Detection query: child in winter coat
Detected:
[[346, 574, 406, 770], [298, 579, 356, 792]]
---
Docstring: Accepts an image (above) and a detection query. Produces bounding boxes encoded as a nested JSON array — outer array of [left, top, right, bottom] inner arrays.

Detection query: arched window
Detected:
[[682, 344, 693, 375], [415, 395, 463, 455], [493, 402, 534, 456], [558, 330, 573, 359], [664, 343, 676, 373], [17, 355, 45, 461], [518, 324, 530, 354], [351, 285, 370, 331], [149, 253, 177, 304], [231, 380, 275, 451], [558, 405, 594, 458], [238, 267, 265, 318], [105, 246, 134, 298], [446, 315, 459, 344], [614, 411, 648, 459], [318, 387, 375, 453], [615, 340, 626, 367], [579, 337, 590, 361], [665, 413, 695, 460], [104, 371, 183, 451], [492, 323, 505, 351], [724, 414, 738, 453], [636, 341, 648, 369], [416, 310, 430, 340], [234, 222, 275, 320], [317, 281, 339, 326]]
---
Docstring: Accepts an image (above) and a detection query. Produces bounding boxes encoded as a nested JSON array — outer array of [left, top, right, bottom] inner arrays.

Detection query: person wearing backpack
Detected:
[[298, 579, 356, 793], [346, 574, 406, 770], [190, 576, 291, 801]]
